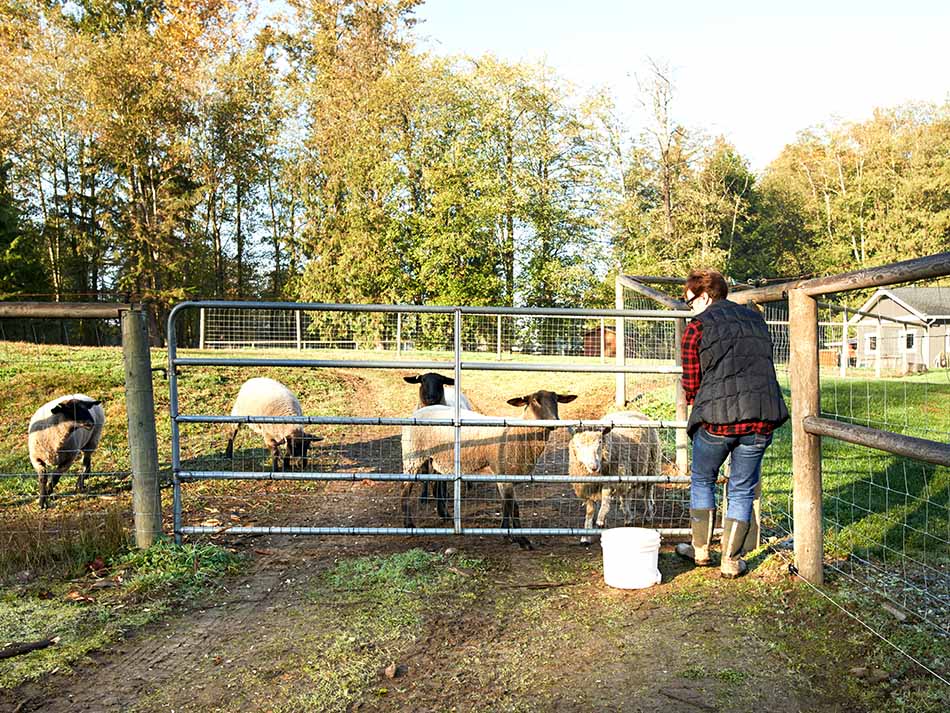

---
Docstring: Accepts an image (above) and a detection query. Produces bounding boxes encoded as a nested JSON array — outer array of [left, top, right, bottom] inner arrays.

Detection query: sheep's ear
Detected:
[[305, 432, 325, 442], [439, 375, 455, 386], [601, 426, 612, 436], [507, 396, 528, 407], [89, 400, 102, 406], [567, 425, 576, 436], [404, 375, 420, 384], [51, 400, 76, 414], [556, 394, 578, 403]]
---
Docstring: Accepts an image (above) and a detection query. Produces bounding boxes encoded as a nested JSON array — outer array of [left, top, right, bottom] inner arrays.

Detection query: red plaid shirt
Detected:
[[681, 319, 776, 436]]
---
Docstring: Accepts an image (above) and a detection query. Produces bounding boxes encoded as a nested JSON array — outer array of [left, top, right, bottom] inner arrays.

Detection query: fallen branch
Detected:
[[658, 688, 716, 711], [0, 636, 60, 660], [493, 580, 584, 590]]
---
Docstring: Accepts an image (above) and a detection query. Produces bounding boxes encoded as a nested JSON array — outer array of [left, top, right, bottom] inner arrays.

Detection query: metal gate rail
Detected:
[[168, 300, 692, 542]]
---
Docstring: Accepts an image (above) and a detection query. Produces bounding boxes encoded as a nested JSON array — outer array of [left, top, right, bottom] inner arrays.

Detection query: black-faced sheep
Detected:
[[401, 389, 577, 549], [568, 410, 661, 543], [224, 377, 322, 471], [403, 373, 473, 410], [404, 372, 474, 505], [28, 394, 105, 509]]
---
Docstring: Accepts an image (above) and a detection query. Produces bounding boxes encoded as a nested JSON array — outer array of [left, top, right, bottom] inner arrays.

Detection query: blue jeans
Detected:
[[690, 428, 773, 523]]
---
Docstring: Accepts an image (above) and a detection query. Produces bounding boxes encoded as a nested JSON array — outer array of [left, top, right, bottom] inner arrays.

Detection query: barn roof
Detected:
[[850, 287, 950, 324]]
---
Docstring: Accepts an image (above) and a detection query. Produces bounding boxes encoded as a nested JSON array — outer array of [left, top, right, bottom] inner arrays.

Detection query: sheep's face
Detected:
[[51, 399, 101, 430], [404, 373, 454, 407], [289, 432, 324, 469], [506, 390, 577, 423], [569, 430, 605, 474]]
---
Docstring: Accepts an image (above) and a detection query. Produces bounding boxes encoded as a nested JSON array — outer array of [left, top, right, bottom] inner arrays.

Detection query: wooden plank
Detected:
[[731, 252, 950, 305], [803, 416, 950, 468], [617, 275, 688, 310], [789, 288, 823, 585], [0, 301, 130, 319]]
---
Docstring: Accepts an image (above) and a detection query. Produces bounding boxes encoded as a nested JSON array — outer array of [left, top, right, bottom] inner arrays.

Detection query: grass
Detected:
[[0, 538, 244, 689], [266, 548, 482, 713]]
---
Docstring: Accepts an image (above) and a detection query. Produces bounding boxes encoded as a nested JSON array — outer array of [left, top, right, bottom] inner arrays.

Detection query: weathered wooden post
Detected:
[[295, 310, 303, 350], [923, 324, 931, 369], [600, 317, 606, 365], [198, 307, 206, 350], [496, 314, 502, 360], [789, 288, 823, 584], [839, 308, 848, 378], [875, 317, 883, 378], [615, 277, 626, 406], [396, 312, 402, 355], [122, 308, 162, 548]]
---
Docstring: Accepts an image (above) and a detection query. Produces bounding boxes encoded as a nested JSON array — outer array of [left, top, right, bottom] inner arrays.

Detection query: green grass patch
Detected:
[[0, 539, 244, 689], [273, 548, 482, 713]]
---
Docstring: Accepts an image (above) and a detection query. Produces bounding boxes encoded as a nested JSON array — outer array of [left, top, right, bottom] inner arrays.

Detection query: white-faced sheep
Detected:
[[401, 390, 577, 549], [29, 394, 105, 509], [224, 377, 322, 471], [403, 373, 473, 410], [568, 410, 661, 544]]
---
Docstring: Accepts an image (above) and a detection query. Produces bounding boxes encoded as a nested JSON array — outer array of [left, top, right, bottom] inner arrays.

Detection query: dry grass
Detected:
[[0, 505, 130, 581]]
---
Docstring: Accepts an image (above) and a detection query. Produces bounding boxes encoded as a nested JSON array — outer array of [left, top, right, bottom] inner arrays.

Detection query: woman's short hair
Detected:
[[685, 269, 729, 302]]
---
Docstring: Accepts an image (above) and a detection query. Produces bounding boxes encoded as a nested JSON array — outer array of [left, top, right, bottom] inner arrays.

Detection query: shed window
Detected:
[[866, 335, 877, 353], [904, 331, 916, 352]]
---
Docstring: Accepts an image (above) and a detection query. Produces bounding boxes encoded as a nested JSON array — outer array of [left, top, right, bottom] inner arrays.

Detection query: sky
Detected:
[[412, 0, 950, 171]]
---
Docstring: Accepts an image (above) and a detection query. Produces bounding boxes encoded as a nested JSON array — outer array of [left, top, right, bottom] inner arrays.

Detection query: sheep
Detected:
[[224, 377, 323, 471], [401, 389, 577, 549], [28, 394, 105, 509], [568, 410, 661, 544], [403, 373, 473, 410], [403, 372, 474, 504]]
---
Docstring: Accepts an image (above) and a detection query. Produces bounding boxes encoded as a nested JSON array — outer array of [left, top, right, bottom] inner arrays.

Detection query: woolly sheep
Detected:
[[401, 390, 577, 549], [403, 372, 474, 504], [28, 394, 105, 509], [568, 410, 661, 544], [403, 373, 473, 411], [224, 377, 322, 471]]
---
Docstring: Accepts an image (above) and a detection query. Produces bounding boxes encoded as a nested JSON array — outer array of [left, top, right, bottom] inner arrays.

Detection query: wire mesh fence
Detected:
[[620, 274, 950, 677], [0, 341, 138, 577]]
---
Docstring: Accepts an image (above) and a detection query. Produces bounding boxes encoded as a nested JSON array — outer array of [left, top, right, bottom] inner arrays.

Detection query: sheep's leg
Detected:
[[498, 482, 532, 550], [401, 481, 416, 528], [224, 425, 240, 460], [420, 481, 430, 504], [645, 484, 656, 522], [434, 480, 450, 522], [596, 487, 614, 528], [270, 445, 281, 472], [581, 499, 596, 545], [78, 451, 92, 493], [38, 472, 49, 509], [621, 492, 634, 526]]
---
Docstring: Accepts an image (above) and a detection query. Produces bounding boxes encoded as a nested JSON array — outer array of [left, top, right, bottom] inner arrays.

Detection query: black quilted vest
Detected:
[[687, 299, 789, 437]]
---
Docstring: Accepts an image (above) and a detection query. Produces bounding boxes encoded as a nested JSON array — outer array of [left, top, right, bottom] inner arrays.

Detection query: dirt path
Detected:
[[0, 370, 894, 712], [1, 539, 869, 713]]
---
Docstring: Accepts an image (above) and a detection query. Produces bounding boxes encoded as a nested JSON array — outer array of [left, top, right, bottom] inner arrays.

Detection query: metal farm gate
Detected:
[[167, 301, 694, 542]]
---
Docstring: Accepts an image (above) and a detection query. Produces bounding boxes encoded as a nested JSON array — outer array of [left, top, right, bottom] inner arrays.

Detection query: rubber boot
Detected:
[[675, 508, 715, 566], [720, 518, 750, 579]]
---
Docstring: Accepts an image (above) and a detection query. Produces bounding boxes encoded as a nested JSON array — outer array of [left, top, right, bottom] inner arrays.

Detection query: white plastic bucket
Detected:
[[601, 527, 662, 589]]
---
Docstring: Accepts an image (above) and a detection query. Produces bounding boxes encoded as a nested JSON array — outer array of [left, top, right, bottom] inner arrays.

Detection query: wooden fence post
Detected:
[[615, 277, 625, 406], [875, 317, 883, 378], [789, 288, 823, 584], [839, 308, 848, 378], [122, 309, 162, 548]]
